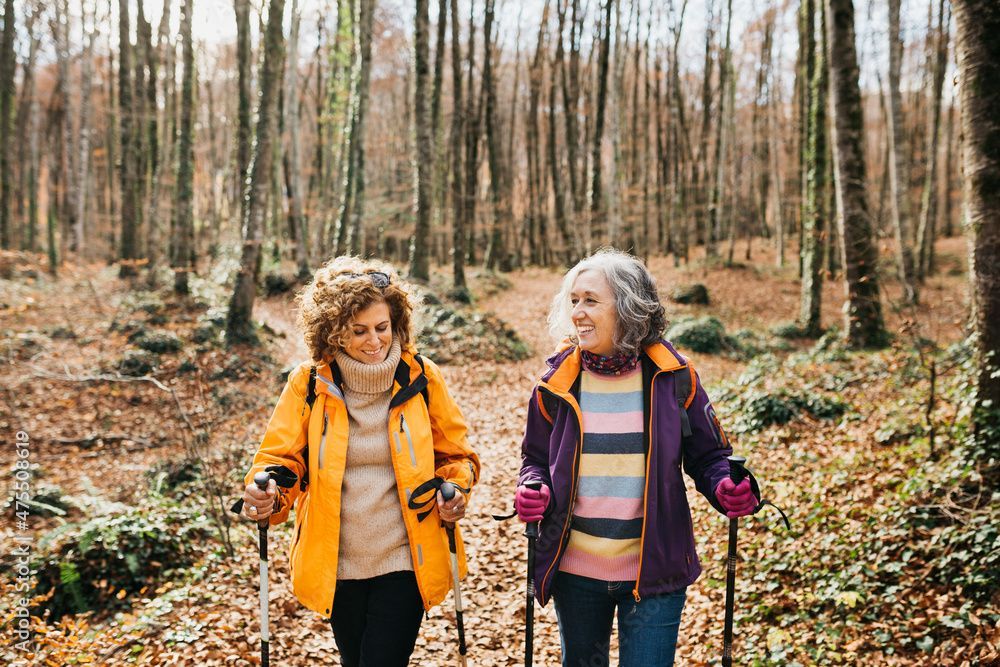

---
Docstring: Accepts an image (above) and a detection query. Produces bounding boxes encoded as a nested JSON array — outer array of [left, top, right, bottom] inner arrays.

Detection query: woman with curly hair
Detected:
[[239, 256, 480, 666], [512, 248, 759, 666]]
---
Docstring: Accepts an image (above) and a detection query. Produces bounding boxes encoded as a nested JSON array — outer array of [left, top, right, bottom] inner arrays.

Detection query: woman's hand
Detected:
[[514, 484, 550, 523], [242, 478, 278, 521], [437, 487, 467, 523], [714, 478, 758, 518]]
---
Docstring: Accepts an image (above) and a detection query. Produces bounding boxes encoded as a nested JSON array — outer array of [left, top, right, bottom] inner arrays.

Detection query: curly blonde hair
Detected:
[[296, 256, 415, 362]]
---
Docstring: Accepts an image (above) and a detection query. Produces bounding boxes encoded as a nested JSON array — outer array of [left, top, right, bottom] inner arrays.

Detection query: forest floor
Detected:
[[1, 237, 997, 666]]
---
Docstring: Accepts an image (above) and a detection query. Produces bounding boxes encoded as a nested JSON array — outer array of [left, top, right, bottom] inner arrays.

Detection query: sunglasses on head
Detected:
[[340, 271, 391, 289]]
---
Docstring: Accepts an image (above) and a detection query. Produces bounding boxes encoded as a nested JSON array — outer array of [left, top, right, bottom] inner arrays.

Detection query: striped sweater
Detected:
[[558, 366, 646, 581]]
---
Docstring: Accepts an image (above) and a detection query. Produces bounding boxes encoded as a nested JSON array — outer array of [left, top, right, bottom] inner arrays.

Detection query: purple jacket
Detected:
[[518, 340, 735, 605]]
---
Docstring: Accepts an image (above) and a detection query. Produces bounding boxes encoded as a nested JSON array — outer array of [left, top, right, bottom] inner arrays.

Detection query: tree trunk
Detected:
[[307, 14, 325, 258], [144, 0, 169, 287], [462, 0, 482, 266], [770, 34, 786, 268], [173, 0, 195, 295], [697, 0, 715, 253], [53, 0, 75, 259], [553, 0, 579, 263], [0, 0, 16, 249], [431, 0, 448, 253], [606, 0, 628, 249], [449, 0, 467, 288], [709, 0, 733, 258], [526, 0, 550, 266], [915, 0, 948, 281], [226, 0, 285, 344], [482, 0, 510, 271], [284, 0, 309, 278], [942, 102, 955, 238], [799, 0, 827, 335], [14, 5, 39, 250], [73, 6, 97, 258], [826, 0, 887, 348], [235, 0, 252, 225], [954, 0, 1000, 465], [561, 0, 584, 220], [797, 0, 814, 279], [753, 14, 774, 243], [588, 0, 614, 250], [670, 0, 693, 264], [104, 11, 119, 258], [333, 3, 358, 256], [347, 0, 373, 255], [411, 0, 434, 280], [887, 0, 918, 302], [27, 98, 40, 252], [119, 0, 143, 278]]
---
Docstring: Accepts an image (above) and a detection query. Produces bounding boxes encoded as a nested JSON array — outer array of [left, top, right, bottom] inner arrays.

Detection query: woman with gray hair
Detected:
[[513, 248, 759, 666]]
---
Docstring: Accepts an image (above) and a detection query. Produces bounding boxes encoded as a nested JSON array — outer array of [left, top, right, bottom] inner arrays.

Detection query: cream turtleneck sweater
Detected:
[[333, 338, 412, 579]]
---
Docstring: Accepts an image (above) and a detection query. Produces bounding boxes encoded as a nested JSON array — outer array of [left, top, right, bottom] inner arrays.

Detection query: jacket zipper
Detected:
[[537, 384, 584, 603], [318, 412, 329, 469], [400, 414, 418, 467], [389, 403, 432, 611], [632, 367, 682, 602]]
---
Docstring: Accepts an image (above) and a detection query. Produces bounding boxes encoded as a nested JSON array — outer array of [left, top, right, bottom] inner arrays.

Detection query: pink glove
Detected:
[[715, 478, 758, 519], [515, 484, 551, 523]]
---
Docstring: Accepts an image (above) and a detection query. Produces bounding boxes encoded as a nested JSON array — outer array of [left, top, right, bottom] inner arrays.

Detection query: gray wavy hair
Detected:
[[547, 248, 667, 355]]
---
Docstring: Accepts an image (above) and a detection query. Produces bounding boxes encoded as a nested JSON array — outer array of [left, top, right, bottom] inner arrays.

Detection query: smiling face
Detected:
[[344, 301, 393, 364], [570, 269, 618, 356]]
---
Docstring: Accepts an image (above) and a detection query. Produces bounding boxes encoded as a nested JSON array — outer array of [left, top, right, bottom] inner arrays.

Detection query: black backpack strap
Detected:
[[414, 355, 430, 408], [305, 365, 318, 409], [300, 365, 317, 491]]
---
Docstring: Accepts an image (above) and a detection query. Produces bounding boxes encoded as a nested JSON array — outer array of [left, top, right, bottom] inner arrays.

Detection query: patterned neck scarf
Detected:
[[580, 349, 640, 376]]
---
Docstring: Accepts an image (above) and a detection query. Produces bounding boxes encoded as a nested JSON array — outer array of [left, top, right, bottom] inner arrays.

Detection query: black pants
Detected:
[[330, 570, 424, 667]]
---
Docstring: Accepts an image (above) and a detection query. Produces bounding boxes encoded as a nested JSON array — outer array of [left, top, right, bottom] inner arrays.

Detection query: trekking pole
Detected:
[[439, 482, 468, 667], [523, 481, 542, 667], [253, 471, 272, 667], [722, 456, 747, 667]]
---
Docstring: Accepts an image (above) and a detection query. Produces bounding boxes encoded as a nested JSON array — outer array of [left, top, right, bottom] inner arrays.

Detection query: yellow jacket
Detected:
[[244, 348, 480, 616]]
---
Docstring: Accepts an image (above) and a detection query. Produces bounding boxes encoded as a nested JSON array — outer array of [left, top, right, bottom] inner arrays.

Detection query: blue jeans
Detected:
[[552, 572, 687, 667]]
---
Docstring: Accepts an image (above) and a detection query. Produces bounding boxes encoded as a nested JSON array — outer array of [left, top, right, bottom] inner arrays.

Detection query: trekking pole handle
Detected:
[[439, 481, 459, 551], [727, 456, 747, 484], [254, 471, 270, 491], [253, 472, 271, 528]]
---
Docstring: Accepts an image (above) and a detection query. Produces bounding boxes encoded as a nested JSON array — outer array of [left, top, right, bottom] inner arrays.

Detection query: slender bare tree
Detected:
[[915, 0, 948, 280], [284, 0, 309, 278], [410, 0, 434, 280], [826, 0, 887, 348], [173, 0, 195, 294], [799, 0, 827, 336], [887, 0, 918, 303], [226, 0, 286, 343], [0, 0, 16, 249]]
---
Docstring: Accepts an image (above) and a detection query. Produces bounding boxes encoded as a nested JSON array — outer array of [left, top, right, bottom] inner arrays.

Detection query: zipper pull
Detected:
[[399, 414, 405, 431]]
